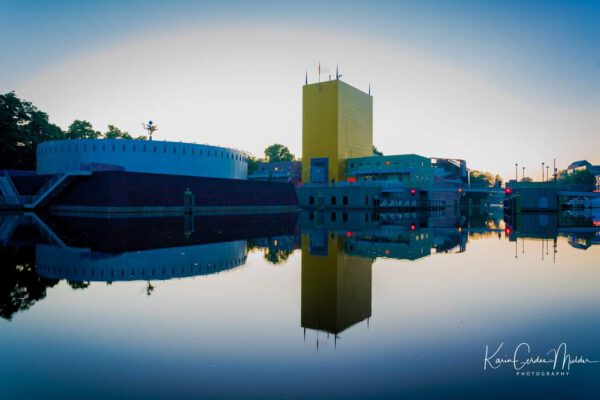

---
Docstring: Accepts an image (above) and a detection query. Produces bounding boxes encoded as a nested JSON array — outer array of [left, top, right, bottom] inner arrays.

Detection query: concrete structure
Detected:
[[297, 184, 381, 210], [37, 139, 248, 179], [302, 80, 373, 184]]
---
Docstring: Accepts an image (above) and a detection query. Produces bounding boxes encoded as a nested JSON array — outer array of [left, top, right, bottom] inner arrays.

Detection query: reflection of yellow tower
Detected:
[[302, 80, 373, 184], [301, 232, 372, 334]]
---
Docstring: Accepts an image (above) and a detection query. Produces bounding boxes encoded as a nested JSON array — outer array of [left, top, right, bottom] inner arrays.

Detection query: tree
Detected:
[[373, 145, 383, 156], [67, 120, 101, 139], [0, 91, 66, 169], [469, 170, 496, 188], [558, 169, 595, 186], [104, 124, 133, 139], [246, 154, 261, 174], [264, 144, 294, 162]]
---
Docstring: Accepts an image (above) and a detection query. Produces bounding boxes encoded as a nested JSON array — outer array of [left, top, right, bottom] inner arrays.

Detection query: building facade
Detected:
[[302, 80, 373, 184], [37, 139, 248, 179], [345, 154, 433, 189]]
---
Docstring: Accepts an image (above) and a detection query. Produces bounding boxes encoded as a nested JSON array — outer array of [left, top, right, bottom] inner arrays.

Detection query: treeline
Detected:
[[469, 170, 503, 188], [0, 92, 146, 170]]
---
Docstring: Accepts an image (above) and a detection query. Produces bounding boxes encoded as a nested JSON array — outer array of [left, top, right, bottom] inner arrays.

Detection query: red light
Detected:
[[457, 188, 463, 193], [346, 231, 352, 237], [410, 188, 416, 195], [505, 227, 512, 235], [410, 223, 416, 231], [346, 177, 357, 183], [505, 188, 512, 195]]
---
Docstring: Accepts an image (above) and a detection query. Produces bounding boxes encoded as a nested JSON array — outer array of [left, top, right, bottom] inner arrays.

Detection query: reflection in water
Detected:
[[301, 231, 372, 342], [1, 208, 600, 398], [0, 208, 598, 323]]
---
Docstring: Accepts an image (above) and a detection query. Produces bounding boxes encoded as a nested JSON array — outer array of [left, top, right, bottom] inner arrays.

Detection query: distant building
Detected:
[[566, 160, 600, 191], [302, 79, 373, 184], [345, 154, 433, 189], [567, 160, 592, 173], [248, 161, 301, 184]]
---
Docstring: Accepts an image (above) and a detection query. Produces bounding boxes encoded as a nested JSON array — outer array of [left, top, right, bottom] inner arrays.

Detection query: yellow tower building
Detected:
[[302, 80, 373, 184]]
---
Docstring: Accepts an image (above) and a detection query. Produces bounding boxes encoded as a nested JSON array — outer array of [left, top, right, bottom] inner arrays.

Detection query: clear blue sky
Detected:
[[2, 0, 599, 179]]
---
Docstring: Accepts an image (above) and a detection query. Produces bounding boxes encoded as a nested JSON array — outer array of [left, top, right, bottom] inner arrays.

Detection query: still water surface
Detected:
[[1, 209, 599, 399]]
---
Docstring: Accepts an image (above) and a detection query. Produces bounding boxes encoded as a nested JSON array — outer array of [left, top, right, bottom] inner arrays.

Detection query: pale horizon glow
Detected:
[[2, 1, 599, 181]]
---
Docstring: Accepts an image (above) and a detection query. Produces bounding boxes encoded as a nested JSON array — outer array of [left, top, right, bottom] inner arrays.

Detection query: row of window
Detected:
[[39, 143, 246, 162], [308, 211, 371, 223], [308, 195, 371, 206], [43, 256, 248, 278], [349, 161, 426, 168]]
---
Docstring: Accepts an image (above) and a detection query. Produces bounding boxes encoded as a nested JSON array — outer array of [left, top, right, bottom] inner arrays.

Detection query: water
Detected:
[[1, 209, 599, 399]]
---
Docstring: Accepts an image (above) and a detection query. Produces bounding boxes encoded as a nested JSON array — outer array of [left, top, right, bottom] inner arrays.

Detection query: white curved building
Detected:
[[37, 139, 248, 179]]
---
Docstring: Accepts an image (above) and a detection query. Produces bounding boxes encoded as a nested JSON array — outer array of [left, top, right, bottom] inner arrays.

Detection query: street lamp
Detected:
[[546, 165, 549, 182], [522, 166, 525, 181], [542, 162, 545, 182], [515, 163, 518, 181]]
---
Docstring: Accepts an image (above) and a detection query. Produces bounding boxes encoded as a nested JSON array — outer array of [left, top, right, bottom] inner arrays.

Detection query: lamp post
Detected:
[[522, 166, 525, 181], [546, 166, 549, 182], [515, 163, 518, 181], [542, 162, 545, 182]]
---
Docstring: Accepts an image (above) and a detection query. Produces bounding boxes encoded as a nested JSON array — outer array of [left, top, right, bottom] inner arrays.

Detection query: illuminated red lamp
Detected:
[[347, 177, 357, 183], [410, 223, 416, 231], [410, 188, 417, 196], [505, 188, 513, 195], [457, 187, 463, 193], [505, 227, 512, 235], [346, 231, 353, 238]]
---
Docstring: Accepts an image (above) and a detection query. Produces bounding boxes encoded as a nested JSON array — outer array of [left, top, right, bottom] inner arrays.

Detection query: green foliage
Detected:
[[264, 143, 294, 162], [104, 124, 133, 139], [558, 169, 595, 185], [246, 154, 261, 174], [67, 120, 101, 139], [373, 145, 383, 156], [0, 91, 66, 169], [469, 170, 501, 188], [264, 247, 293, 265]]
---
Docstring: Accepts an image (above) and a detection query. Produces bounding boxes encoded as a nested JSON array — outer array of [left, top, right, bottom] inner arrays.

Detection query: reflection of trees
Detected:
[[264, 248, 293, 265], [67, 281, 90, 290], [0, 247, 58, 321]]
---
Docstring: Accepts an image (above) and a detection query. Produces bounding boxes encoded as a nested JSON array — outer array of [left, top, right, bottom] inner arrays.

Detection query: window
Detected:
[[331, 212, 336, 221], [331, 196, 337, 206], [343, 196, 348, 205], [309, 196, 314, 205], [365, 196, 369, 206]]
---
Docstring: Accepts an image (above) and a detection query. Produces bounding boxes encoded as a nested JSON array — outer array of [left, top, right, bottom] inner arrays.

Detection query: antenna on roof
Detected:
[[305, 70, 308, 85]]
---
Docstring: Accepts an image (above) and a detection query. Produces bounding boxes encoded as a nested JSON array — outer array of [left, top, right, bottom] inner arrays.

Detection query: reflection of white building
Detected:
[[35, 240, 247, 282], [37, 139, 248, 179]]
